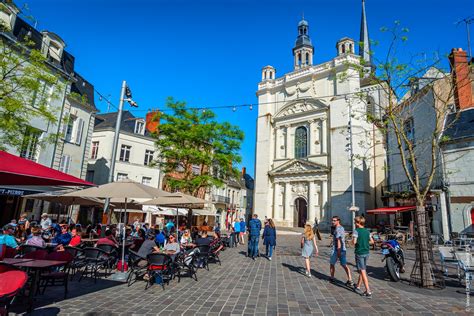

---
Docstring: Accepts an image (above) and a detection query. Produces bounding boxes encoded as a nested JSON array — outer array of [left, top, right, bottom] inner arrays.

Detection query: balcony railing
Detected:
[[382, 176, 444, 196], [212, 194, 230, 204]]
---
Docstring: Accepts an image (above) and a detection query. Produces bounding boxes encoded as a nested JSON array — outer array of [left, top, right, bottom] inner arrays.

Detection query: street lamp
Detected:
[[346, 95, 358, 232]]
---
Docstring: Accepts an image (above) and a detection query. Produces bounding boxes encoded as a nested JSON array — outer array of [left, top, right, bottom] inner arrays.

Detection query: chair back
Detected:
[[147, 253, 172, 268], [82, 247, 105, 260], [23, 249, 48, 260], [0, 271, 28, 298], [4, 247, 17, 259], [46, 251, 74, 263], [19, 245, 45, 256], [64, 246, 82, 258], [96, 244, 117, 254], [197, 245, 211, 255]]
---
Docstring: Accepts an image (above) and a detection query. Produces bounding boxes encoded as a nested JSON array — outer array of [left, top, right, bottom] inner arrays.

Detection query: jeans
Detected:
[[248, 235, 259, 257], [265, 244, 273, 257]]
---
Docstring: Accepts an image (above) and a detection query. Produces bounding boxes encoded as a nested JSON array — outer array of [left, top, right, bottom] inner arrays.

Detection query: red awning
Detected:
[[366, 206, 416, 215], [0, 150, 93, 186]]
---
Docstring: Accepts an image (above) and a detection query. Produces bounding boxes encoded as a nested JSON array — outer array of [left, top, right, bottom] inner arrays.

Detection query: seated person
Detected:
[[195, 231, 212, 246], [0, 224, 19, 249], [69, 228, 82, 247], [180, 229, 194, 248], [137, 232, 160, 259], [96, 230, 119, 248], [25, 227, 46, 248], [52, 224, 72, 246], [155, 229, 166, 247], [210, 233, 224, 253], [163, 234, 180, 259]]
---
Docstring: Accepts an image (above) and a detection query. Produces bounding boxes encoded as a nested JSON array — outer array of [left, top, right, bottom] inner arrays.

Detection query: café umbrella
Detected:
[[143, 193, 209, 231], [63, 180, 177, 273]]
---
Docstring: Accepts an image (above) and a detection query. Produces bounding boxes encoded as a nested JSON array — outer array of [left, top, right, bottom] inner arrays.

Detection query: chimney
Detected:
[[449, 48, 473, 110], [145, 110, 160, 134], [241, 167, 246, 176]]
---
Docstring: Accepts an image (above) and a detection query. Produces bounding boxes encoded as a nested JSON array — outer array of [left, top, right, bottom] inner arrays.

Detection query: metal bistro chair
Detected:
[[96, 244, 119, 276], [126, 250, 148, 287], [455, 251, 474, 294], [145, 253, 174, 290], [38, 251, 73, 298], [78, 247, 109, 283], [438, 246, 458, 276], [64, 246, 85, 280]]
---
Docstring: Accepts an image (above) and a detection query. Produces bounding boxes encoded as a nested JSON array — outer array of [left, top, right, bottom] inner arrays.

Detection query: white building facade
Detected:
[[254, 5, 385, 229]]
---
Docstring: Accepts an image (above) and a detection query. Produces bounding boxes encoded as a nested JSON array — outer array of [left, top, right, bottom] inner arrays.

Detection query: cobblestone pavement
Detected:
[[13, 232, 472, 315]]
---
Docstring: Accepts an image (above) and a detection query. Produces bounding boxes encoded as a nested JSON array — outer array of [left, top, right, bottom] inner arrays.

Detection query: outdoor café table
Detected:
[[454, 252, 473, 294], [1, 258, 34, 264], [9, 259, 67, 313]]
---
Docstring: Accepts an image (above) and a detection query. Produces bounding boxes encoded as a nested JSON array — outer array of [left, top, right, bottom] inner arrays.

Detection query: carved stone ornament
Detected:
[[281, 102, 318, 117], [291, 182, 308, 196], [287, 162, 306, 172]]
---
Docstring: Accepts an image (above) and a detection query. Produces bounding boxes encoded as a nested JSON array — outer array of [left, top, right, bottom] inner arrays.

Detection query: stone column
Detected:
[[287, 125, 294, 159], [321, 180, 328, 220], [321, 118, 327, 154], [273, 182, 282, 220], [308, 181, 316, 224], [275, 127, 282, 159], [284, 182, 291, 223]]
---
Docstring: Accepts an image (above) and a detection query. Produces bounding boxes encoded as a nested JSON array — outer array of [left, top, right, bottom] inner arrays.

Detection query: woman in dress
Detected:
[[301, 223, 318, 278], [262, 218, 276, 260]]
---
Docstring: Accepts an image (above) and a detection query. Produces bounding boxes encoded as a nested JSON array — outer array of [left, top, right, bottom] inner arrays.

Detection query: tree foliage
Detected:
[[0, 19, 62, 151], [153, 97, 244, 196]]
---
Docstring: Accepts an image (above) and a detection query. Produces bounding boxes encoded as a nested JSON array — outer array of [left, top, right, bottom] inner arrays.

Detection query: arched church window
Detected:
[[298, 53, 302, 66], [295, 126, 308, 158], [305, 52, 309, 65], [349, 43, 353, 52], [341, 45, 345, 54]]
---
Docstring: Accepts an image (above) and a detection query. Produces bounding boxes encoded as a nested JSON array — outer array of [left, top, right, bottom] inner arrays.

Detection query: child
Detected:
[[352, 215, 374, 298]]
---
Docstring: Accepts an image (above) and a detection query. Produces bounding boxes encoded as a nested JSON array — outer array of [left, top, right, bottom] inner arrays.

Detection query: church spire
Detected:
[[293, 17, 314, 70], [359, 0, 372, 76]]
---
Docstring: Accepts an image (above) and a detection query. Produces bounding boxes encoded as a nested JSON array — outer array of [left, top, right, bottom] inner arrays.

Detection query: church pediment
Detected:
[[274, 99, 328, 119], [269, 159, 328, 176]]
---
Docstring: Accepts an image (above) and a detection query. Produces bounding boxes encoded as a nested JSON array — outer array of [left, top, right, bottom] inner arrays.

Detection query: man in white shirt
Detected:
[[40, 213, 52, 230]]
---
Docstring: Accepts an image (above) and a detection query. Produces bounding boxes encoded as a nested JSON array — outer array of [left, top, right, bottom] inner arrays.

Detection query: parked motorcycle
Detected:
[[381, 239, 405, 281]]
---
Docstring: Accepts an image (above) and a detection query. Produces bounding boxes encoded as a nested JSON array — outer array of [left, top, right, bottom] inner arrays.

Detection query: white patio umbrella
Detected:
[[23, 190, 108, 206], [143, 193, 209, 232], [64, 180, 177, 272]]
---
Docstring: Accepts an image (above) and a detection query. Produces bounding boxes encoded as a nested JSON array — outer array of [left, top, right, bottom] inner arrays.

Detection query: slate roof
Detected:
[[443, 108, 474, 142], [10, 16, 75, 75], [70, 72, 96, 109], [94, 111, 152, 137]]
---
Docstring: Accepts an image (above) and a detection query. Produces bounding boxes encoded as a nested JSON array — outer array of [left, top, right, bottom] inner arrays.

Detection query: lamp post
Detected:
[[346, 95, 359, 231], [103, 81, 138, 222]]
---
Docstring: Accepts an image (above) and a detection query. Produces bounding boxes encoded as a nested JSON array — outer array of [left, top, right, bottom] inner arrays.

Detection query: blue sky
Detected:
[[17, 0, 473, 177]]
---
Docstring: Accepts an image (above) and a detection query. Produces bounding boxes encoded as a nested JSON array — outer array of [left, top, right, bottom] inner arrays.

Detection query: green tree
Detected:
[[153, 97, 244, 197], [0, 14, 61, 151]]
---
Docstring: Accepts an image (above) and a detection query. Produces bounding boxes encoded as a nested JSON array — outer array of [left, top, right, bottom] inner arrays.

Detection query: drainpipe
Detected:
[[50, 83, 69, 168]]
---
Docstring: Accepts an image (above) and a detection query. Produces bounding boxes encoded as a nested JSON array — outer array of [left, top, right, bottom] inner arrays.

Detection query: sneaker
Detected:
[[353, 286, 363, 295], [329, 277, 336, 283], [268, 257, 272, 261], [363, 292, 372, 299], [305, 271, 312, 278], [346, 280, 354, 287], [252, 257, 256, 261]]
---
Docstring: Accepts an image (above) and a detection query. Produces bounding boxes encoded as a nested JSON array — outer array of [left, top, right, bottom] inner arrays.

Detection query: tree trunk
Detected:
[[414, 205, 434, 287]]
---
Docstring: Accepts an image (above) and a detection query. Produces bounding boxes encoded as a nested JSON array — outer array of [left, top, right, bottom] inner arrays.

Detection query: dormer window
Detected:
[[41, 32, 65, 62], [48, 41, 62, 62], [134, 120, 145, 135]]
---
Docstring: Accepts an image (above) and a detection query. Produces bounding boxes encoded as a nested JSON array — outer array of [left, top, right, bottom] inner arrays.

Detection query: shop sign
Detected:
[[0, 187, 38, 196]]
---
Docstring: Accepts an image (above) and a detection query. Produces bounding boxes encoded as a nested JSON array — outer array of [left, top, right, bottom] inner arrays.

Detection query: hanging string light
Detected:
[[232, 106, 237, 112], [249, 104, 253, 110]]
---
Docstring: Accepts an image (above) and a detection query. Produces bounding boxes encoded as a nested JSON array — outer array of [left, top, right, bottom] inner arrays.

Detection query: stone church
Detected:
[[253, 0, 386, 229]]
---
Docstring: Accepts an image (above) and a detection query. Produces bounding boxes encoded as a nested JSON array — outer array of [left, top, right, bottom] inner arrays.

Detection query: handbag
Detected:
[[316, 229, 322, 241]]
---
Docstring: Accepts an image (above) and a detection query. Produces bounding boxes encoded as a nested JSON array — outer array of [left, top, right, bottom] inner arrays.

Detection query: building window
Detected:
[[142, 176, 152, 185], [119, 145, 131, 162], [404, 118, 415, 149], [294, 126, 308, 158], [20, 127, 42, 161], [59, 155, 71, 173], [117, 173, 128, 181], [144, 149, 154, 166], [134, 120, 145, 135], [176, 163, 185, 172], [64, 114, 84, 145], [86, 170, 94, 182], [90, 141, 99, 159]]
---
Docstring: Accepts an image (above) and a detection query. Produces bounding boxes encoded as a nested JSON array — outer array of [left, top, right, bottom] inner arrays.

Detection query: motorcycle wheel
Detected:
[[386, 256, 401, 282]]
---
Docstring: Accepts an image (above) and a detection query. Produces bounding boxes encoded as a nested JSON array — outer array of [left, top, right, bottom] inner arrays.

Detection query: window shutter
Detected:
[[75, 119, 84, 145], [65, 155, 71, 173], [62, 113, 69, 139]]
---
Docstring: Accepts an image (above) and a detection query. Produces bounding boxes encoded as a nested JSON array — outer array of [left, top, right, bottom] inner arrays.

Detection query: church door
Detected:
[[294, 197, 308, 228]]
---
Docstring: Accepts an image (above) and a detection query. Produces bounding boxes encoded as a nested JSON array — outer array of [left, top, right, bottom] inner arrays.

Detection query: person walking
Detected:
[[301, 223, 318, 277], [262, 218, 276, 260], [239, 218, 246, 245], [329, 216, 353, 286], [233, 218, 241, 246], [352, 215, 374, 298], [248, 214, 262, 260]]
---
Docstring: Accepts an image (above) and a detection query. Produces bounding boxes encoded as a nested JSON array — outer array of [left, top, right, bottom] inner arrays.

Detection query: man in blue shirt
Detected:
[[329, 216, 353, 286], [0, 225, 19, 249], [239, 218, 246, 245], [247, 214, 262, 260]]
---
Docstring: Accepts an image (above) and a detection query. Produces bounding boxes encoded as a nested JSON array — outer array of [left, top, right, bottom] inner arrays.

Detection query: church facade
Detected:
[[253, 1, 386, 229]]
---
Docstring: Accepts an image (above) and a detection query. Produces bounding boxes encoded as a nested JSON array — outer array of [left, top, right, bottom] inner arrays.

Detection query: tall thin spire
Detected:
[[359, 0, 372, 76]]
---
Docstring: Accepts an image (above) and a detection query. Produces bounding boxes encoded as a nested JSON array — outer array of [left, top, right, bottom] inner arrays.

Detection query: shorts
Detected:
[[330, 249, 347, 266], [239, 232, 245, 236], [355, 253, 369, 270]]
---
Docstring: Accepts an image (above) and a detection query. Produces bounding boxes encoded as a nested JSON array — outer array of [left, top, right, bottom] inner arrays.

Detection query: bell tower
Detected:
[[292, 18, 314, 70]]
